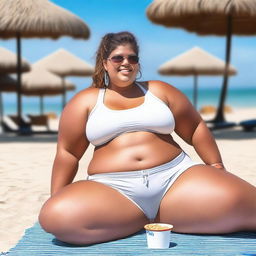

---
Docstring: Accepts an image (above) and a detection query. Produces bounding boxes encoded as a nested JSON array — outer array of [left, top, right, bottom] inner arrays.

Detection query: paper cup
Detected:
[[144, 223, 173, 249]]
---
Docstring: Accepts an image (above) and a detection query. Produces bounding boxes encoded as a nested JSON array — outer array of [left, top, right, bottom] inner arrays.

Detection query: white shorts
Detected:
[[87, 151, 198, 221]]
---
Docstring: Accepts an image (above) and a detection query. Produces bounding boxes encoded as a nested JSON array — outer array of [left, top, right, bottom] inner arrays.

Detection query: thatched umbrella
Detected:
[[0, 47, 30, 74], [21, 65, 76, 114], [147, 0, 256, 123], [34, 48, 94, 108], [0, 0, 90, 129], [158, 47, 237, 109]]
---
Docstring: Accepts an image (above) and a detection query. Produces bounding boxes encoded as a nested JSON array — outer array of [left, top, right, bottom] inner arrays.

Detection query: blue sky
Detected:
[[1, 0, 256, 96]]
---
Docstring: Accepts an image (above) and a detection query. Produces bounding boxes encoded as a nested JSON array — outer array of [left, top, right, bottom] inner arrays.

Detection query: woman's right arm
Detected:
[[50, 89, 95, 196]]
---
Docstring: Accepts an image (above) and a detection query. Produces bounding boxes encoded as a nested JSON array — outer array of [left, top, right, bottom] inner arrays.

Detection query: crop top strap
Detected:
[[97, 88, 105, 104], [136, 82, 147, 94]]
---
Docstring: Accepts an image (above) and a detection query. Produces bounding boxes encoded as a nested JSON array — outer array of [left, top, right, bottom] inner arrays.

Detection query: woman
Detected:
[[39, 31, 256, 245]]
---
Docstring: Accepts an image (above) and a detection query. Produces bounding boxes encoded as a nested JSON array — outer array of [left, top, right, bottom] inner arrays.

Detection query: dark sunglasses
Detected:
[[108, 55, 139, 64]]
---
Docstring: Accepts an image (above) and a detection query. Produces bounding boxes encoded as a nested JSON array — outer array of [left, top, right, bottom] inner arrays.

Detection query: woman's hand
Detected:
[[210, 162, 226, 170]]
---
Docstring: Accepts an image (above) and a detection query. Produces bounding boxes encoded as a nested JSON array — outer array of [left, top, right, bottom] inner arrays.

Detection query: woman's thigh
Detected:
[[39, 180, 148, 244], [155, 165, 256, 234]]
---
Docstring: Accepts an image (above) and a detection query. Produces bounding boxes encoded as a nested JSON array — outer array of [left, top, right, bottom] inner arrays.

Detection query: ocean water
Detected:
[[1, 87, 256, 117], [182, 87, 256, 108]]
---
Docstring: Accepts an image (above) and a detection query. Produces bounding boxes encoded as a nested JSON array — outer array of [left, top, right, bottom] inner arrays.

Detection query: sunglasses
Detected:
[[108, 55, 139, 64]]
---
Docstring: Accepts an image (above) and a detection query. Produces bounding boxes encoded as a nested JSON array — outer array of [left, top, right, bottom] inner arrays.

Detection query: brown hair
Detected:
[[91, 31, 140, 88]]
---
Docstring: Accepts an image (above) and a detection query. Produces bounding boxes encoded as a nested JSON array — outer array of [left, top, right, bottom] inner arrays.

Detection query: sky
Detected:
[[1, 0, 256, 99]]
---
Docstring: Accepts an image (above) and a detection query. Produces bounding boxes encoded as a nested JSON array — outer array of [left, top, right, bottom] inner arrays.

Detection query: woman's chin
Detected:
[[119, 74, 135, 83]]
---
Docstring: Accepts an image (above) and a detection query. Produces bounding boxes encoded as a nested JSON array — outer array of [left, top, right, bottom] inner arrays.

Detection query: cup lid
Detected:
[[144, 223, 173, 231]]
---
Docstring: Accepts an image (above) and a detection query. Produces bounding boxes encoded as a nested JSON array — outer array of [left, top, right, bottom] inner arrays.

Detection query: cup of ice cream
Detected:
[[144, 223, 173, 249]]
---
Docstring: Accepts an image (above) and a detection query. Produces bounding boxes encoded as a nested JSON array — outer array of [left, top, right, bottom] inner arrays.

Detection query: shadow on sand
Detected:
[[212, 127, 256, 140], [0, 132, 58, 143]]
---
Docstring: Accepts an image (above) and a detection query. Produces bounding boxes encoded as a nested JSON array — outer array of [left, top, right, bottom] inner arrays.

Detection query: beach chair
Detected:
[[26, 114, 58, 134], [2, 115, 19, 132], [239, 119, 256, 131], [2, 115, 32, 134], [27, 114, 50, 131]]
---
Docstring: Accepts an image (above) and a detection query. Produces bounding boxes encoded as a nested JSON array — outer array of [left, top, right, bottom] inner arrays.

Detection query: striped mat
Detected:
[[8, 222, 256, 256]]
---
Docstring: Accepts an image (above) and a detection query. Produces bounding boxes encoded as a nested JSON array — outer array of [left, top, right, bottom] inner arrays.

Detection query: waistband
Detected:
[[87, 151, 187, 179]]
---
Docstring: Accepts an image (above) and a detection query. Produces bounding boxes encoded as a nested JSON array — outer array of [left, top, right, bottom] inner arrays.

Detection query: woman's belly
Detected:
[[87, 131, 182, 175]]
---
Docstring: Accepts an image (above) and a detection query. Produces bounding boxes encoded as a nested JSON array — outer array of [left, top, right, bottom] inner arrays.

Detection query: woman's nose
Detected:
[[122, 56, 131, 65]]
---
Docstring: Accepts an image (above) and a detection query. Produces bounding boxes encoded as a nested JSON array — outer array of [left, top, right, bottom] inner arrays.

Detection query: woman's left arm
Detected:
[[158, 81, 225, 170], [189, 119, 225, 169]]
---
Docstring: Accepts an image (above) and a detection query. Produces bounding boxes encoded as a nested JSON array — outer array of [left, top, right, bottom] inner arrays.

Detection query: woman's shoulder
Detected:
[[61, 86, 101, 119], [139, 80, 178, 92], [140, 80, 183, 100], [148, 80, 178, 90], [68, 86, 100, 105]]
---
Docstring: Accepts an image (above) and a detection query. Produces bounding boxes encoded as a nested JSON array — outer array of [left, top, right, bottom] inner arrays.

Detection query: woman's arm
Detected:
[[150, 81, 224, 169], [50, 89, 95, 196]]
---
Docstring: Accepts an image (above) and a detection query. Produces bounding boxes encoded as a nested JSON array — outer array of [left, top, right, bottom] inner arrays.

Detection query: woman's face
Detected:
[[103, 44, 139, 88]]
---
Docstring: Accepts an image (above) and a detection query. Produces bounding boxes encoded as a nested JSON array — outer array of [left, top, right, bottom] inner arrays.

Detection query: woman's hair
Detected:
[[91, 31, 139, 88]]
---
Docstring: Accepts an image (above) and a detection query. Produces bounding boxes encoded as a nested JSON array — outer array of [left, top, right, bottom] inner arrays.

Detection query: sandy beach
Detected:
[[1, 107, 256, 252]]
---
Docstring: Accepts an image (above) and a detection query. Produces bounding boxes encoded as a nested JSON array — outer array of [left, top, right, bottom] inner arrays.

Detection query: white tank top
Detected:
[[86, 83, 175, 146]]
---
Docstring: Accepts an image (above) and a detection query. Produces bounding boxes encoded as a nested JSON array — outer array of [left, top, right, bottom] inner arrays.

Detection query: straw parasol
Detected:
[[21, 65, 76, 114], [34, 48, 94, 108], [147, 0, 256, 123], [158, 46, 237, 109], [0, 47, 30, 74], [0, 0, 90, 129]]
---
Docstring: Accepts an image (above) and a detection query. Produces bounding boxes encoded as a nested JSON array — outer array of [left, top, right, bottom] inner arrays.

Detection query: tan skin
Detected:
[[39, 44, 256, 245]]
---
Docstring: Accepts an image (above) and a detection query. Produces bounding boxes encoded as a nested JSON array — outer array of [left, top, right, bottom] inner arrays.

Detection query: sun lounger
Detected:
[[2, 115, 19, 132], [27, 114, 57, 133], [6, 222, 256, 256], [2, 115, 32, 134], [27, 114, 50, 132], [26, 114, 58, 134], [239, 119, 256, 131], [2, 114, 57, 134]]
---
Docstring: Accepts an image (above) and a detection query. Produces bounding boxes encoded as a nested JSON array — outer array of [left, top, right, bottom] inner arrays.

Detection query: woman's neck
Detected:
[[108, 81, 137, 93]]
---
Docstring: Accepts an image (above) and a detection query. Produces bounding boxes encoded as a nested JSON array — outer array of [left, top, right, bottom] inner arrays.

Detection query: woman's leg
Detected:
[[39, 180, 148, 244], [155, 165, 256, 234]]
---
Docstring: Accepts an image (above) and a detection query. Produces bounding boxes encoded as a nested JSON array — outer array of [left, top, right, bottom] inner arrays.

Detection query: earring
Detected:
[[104, 71, 109, 87], [136, 70, 142, 80]]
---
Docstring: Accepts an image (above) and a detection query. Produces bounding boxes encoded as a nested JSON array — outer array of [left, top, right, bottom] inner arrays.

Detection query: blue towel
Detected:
[[8, 222, 256, 256]]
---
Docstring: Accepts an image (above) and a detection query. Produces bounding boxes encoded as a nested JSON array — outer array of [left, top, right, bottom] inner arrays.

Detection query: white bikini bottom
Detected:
[[87, 151, 198, 221]]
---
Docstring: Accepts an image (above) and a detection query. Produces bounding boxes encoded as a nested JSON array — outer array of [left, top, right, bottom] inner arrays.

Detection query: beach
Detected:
[[1, 107, 256, 252]]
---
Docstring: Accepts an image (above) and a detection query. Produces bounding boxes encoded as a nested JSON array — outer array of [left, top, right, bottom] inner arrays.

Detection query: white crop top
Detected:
[[86, 83, 175, 146]]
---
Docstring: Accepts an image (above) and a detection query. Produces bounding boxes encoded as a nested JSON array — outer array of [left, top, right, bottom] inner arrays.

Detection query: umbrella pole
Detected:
[[193, 74, 198, 110], [0, 92, 3, 132], [62, 77, 66, 109], [16, 32, 22, 127], [40, 96, 43, 115], [213, 15, 233, 123]]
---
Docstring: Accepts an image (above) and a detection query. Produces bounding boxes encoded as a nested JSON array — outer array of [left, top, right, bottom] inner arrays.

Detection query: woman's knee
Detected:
[[39, 198, 66, 234], [38, 195, 86, 235], [38, 198, 94, 244]]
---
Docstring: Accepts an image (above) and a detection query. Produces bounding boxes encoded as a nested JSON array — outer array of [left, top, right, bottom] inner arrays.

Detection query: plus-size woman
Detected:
[[39, 31, 256, 245]]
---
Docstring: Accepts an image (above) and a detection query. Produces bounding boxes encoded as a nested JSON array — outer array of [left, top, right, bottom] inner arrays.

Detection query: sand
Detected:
[[1, 107, 256, 252]]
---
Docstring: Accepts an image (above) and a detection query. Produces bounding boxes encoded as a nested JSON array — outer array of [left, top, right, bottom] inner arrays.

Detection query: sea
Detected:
[[1, 87, 256, 117]]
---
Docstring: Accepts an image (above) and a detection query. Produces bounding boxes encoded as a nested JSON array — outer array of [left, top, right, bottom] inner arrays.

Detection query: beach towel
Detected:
[[7, 222, 256, 256]]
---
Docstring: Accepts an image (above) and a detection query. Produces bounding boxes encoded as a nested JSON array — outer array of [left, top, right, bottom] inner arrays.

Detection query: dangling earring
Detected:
[[136, 70, 142, 80], [104, 71, 109, 87]]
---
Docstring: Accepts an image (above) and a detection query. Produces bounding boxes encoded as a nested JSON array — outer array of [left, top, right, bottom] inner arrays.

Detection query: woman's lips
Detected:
[[118, 67, 133, 74]]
